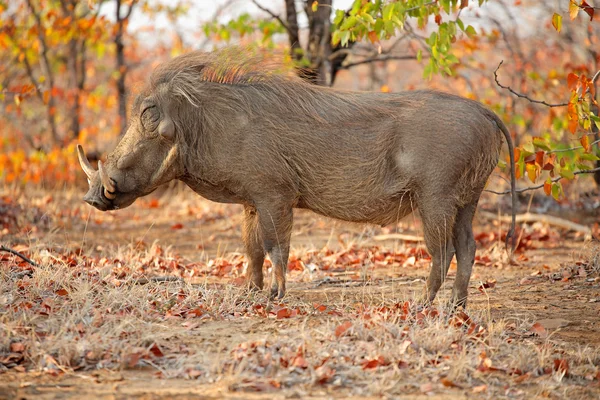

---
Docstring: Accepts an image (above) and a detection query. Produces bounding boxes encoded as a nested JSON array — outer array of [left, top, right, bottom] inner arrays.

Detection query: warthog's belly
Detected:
[[296, 190, 415, 227]]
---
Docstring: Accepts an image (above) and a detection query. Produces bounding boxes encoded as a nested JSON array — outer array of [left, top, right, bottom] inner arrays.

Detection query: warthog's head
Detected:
[[78, 88, 183, 211]]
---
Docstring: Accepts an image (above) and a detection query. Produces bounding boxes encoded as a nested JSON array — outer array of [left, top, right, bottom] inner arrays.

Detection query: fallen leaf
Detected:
[[149, 343, 164, 358], [398, 339, 412, 354], [291, 355, 308, 369], [553, 358, 569, 375], [440, 377, 462, 388], [171, 223, 184, 230], [335, 321, 353, 337], [530, 322, 548, 338], [276, 308, 292, 319], [472, 384, 487, 393], [10, 342, 25, 353]]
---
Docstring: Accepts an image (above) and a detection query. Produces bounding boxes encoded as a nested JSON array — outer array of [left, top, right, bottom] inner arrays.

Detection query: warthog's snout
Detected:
[[78, 144, 120, 211]]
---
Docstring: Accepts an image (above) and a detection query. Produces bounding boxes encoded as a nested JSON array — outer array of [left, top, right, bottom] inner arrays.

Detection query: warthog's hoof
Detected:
[[269, 286, 285, 300], [246, 275, 264, 292]]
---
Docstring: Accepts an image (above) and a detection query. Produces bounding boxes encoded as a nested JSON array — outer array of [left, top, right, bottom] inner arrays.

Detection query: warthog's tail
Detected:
[[487, 112, 517, 254]]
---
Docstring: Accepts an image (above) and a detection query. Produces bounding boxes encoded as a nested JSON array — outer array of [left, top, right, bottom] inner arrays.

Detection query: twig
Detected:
[[251, 0, 292, 34], [0, 245, 38, 267], [404, 1, 437, 12], [494, 61, 569, 107], [478, 211, 592, 239], [485, 166, 600, 195], [132, 276, 183, 285], [341, 54, 420, 69], [549, 138, 600, 153]]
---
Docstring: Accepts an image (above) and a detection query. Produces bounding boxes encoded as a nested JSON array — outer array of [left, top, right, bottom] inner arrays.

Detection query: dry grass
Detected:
[[2, 248, 600, 397], [1, 188, 600, 398]]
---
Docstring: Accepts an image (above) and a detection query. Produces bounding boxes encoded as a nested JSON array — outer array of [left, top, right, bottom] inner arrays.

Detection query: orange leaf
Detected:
[[292, 355, 308, 368], [535, 151, 544, 167], [553, 358, 569, 374], [567, 72, 579, 89], [530, 322, 548, 338], [276, 308, 292, 319], [580, 0, 595, 20], [435, 14, 442, 25], [440, 377, 462, 388], [568, 117, 578, 134], [335, 321, 352, 337], [10, 342, 25, 352], [367, 31, 378, 43], [171, 223, 184, 230], [460, 0, 469, 8], [55, 288, 68, 296], [544, 179, 552, 196], [581, 135, 590, 152]]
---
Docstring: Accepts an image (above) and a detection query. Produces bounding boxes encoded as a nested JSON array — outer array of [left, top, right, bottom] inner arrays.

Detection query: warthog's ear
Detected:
[[159, 118, 175, 141]]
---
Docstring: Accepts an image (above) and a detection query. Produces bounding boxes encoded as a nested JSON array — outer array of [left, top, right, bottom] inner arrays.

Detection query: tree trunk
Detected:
[[284, 0, 302, 62], [115, 0, 136, 136], [59, 0, 89, 142], [25, 0, 59, 143], [304, 0, 332, 85]]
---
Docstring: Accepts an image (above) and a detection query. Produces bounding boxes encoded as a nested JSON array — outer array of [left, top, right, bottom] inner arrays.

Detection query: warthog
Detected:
[[78, 49, 516, 307]]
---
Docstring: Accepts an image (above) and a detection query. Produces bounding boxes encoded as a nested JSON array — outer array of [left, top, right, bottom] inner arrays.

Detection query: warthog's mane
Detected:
[[144, 47, 394, 147], [151, 48, 298, 93]]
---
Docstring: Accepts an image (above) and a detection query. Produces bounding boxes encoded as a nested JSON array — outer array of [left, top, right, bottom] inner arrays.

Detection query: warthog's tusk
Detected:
[[98, 160, 116, 199], [77, 144, 96, 181]]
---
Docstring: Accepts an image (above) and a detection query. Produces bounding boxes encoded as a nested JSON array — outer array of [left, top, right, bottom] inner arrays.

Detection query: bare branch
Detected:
[[0, 245, 38, 267], [404, 1, 437, 12], [494, 61, 569, 107], [549, 138, 600, 153], [251, 0, 291, 34], [340, 54, 421, 69], [485, 166, 600, 195]]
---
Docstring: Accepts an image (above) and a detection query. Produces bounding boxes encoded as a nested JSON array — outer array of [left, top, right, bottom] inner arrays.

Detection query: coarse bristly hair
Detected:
[[112, 45, 517, 307]]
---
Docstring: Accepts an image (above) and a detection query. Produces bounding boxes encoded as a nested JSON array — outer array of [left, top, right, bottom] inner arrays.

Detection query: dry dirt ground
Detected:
[[1, 187, 599, 399]]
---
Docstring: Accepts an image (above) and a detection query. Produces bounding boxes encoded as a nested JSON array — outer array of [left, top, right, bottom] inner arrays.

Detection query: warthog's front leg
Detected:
[[242, 205, 265, 290], [256, 203, 293, 299]]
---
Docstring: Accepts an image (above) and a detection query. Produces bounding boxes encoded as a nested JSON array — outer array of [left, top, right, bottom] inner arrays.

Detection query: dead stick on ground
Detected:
[[478, 211, 592, 239], [372, 233, 424, 242], [132, 276, 184, 285], [0, 245, 38, 267]]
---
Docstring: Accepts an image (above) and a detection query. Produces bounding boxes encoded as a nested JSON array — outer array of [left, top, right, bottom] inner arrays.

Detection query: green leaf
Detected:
[[417, 49, 422, 62], [580, 153, 600, 161], [551, 182, 561, 200], [456, 17, 465, 31], [340, 16, 357, 30], [383, 3, 394, 20], [532, 137, 551, 151], [559, 169, 575, 180], [576, 163, 592, 170], [333, 9, 345, 25], [332, 30, 341, 46], [465, 25, 477, 38]]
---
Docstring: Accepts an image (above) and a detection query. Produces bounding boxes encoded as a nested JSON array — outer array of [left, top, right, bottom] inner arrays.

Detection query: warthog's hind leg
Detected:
[[242, 206, 265, 291], [256, 204, 293, 300], [420, 200, 456, 304], [451, 202, 478, 308]]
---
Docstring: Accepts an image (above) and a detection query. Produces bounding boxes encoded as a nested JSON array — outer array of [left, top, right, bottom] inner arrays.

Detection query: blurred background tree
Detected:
[[0, 0, 598, 203]]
